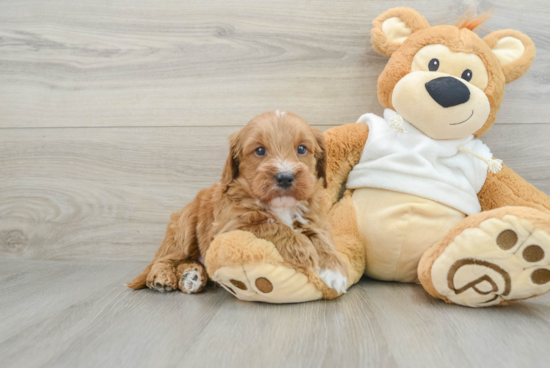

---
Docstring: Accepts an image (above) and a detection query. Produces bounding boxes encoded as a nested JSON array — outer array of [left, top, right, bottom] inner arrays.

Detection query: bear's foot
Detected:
[[213, 263, 322, 303], [420, 207, 550, 307], [206, 230, 342, 303]]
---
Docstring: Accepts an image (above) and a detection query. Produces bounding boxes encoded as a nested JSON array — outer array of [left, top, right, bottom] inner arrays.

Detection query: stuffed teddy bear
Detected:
[[206, 7, 550, 307]]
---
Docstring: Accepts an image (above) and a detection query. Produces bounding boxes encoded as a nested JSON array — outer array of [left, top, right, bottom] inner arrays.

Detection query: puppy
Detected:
[[127, 110, 348, 294]]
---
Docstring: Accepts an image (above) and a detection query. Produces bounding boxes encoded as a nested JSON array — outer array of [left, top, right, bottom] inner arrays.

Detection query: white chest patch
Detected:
[[264, 197, 308, 230]]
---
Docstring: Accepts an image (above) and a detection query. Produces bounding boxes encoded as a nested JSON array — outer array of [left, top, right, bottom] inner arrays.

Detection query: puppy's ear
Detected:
[[220, 130, 241, 191], [312, 127, 327, 188]]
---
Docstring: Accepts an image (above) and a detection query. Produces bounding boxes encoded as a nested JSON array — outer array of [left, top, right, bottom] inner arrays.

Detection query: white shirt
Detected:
[[346, 109, 492, 215]]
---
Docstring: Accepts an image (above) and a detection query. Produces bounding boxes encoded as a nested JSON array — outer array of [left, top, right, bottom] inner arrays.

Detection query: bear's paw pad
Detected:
[[212, 263, 322, 303], [431, 215, 550, 307]]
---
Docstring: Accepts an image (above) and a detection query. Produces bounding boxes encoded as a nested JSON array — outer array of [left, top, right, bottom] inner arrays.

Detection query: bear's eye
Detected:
[[461, 69, 473, 82], [255, 147, 266, 156], [428, 58, 439, 71], [297, 145, 307, 155]]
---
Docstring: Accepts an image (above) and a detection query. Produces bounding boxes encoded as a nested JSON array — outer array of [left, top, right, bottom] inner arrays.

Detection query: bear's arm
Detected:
[[323, 123, 369, 205], [478, 163, 550, 213]]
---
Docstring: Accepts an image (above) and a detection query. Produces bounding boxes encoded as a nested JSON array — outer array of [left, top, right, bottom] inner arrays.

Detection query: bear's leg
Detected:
[[205, 230, 336, 303], [418, 206, 550, 307]]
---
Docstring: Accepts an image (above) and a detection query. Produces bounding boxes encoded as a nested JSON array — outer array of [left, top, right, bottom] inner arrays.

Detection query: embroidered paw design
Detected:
[[431, 215, 550, 307]]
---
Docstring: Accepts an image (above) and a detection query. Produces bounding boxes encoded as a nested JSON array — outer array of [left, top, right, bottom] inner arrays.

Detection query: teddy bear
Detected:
[[205, 7, 550, 307]]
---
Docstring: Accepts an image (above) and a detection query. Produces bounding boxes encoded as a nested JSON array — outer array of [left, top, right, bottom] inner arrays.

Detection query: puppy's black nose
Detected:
[[274, 172, 295, 189], [425, 76, 470, 108]]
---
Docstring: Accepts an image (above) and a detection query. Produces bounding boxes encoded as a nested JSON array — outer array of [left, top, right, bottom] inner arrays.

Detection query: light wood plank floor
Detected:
[[1, 260, 550, 368], [2, 0, 550, 367]]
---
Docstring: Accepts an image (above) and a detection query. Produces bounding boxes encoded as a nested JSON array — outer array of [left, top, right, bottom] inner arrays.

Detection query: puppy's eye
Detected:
[[461, 69, 473, 82], [255, 147, 266, 156], [297, 145, 307, 155], [428, 58, 439, 72]]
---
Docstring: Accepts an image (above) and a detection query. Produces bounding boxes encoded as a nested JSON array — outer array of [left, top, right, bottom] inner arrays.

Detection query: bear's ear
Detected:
[[483, 30, 536, 83], [371, 7, 430, 57]]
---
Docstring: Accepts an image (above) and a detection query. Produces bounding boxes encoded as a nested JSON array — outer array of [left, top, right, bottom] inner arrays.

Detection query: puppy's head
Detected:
[[221, 110, 326, 207]]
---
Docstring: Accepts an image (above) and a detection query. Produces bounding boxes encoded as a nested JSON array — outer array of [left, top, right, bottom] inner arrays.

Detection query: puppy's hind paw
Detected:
[[177, 262, 208, 294], [318, 269, 348, 294], [146, 264, 178, 292]]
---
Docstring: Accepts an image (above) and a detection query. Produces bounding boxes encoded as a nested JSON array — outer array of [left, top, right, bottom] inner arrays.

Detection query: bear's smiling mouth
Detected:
[[450, 110, 474, 126]]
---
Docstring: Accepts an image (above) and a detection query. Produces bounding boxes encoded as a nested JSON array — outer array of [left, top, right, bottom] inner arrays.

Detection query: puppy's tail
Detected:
[[126, 263, 153, 289]]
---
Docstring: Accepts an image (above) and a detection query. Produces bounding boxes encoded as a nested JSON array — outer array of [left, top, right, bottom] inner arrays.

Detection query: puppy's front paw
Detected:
[[177, 262, 208, 294], [318, 269, 348, 294], [146, 263, 178, 292]]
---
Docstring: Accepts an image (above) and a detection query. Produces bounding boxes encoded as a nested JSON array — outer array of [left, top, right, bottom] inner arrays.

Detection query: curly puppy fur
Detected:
[[128, 110, 347, 293]]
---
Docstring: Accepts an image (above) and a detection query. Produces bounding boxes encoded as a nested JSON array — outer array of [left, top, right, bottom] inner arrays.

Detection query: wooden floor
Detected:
[[2, 0, 550, 367], [1, 260, 550, 368]]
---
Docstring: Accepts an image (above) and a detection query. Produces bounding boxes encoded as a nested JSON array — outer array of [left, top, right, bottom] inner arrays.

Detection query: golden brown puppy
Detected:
[[128, 110, 348, 294]]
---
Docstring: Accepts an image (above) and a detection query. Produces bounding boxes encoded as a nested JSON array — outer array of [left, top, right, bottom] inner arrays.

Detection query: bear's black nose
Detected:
[[274, 172, 295, 189], [425, 76, 470, 108]]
